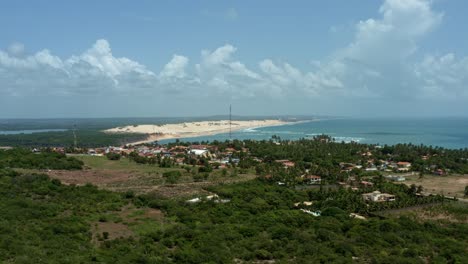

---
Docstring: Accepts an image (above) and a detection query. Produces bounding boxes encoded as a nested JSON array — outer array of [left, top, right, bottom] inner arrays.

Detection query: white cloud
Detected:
[[415, 53, 468, 98], [1, 0, 467, 111], [345, 0, 443, 64], [159, 55, 189, 80], [7, 42, 25, 56], [301, 0, 447, 99], [68, 39, 154, 77], [194, 44, 263, 96], [0, 39, 157, 96]]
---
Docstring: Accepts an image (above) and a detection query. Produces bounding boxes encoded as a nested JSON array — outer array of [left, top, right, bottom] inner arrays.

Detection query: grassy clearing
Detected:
[[403, 173, 468, 197], [91, 203, 165, 244], [43, 155, 258, 198], [382, 202, 468, 223]]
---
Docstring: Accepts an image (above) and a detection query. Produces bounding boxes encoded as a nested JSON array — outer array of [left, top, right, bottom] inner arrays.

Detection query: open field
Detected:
[[35, 155, 257, 198], [403, 173, 468, 198], [91, 203, 165, 244], [379, 202, 468, 224]]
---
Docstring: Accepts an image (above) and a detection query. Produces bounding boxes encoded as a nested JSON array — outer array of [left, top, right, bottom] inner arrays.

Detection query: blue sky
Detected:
[[1, 0, 468, 118]]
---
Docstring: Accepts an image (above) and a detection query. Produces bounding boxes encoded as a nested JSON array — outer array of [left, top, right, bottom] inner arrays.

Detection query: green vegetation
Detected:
[[106, 152, 121, 160], [0, 148, 83, 170], [162, 170, 182, 184], [1, 171, 467, 263], [1, 135, 468, 263], [0, 130, 146, 148]]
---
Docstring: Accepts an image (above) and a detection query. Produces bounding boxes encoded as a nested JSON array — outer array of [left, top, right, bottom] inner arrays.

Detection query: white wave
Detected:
[[265, 130, 304, 135], [305, 133, 336, 136], [243, 127, 259, 132]]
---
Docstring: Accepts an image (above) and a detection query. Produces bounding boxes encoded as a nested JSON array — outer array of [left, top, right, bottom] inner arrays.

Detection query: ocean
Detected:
[[159, 118, 468, 149]]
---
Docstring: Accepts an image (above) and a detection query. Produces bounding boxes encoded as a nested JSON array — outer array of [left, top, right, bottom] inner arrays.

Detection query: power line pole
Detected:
[[229, 104, 232, 140]]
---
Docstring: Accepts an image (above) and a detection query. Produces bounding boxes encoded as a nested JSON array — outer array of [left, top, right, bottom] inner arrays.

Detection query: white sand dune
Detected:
[[104, 120, 289, 145]]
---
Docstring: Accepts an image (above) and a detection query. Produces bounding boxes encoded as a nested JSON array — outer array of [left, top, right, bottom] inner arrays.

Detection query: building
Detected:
[[360, 181, 374, 187], [275, 159, 295, 168], [362, 191, 396, 202], [396, 161, 412, 172], [303, 175, 321, 185], [365, 166, 378, 171], [385, 175, 406, 182], [189, 149, 209, 156]]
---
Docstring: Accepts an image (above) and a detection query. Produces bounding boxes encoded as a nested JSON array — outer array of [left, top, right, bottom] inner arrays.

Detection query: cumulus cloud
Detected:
[[303, 0, 448, 99], [0, 39, 157, 96], [159, 55, 189, 80], [0, 0, 467, 108], [194, 44, 264, 96], [345, 0, 442, 65], [415, 53, 468, 98]]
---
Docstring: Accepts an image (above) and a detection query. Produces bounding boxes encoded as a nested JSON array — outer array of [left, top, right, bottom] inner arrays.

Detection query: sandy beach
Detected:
[[104, 120, 289, 145]]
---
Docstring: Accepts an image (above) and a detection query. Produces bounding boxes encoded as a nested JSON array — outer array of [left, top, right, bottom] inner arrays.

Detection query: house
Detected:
[[303, 175, 321, 185], [362, 191, 396, 202], [275, 159, 295, 168], [106, 146, 122, 154], [190, 144, 208, 150], [294, 201, 313, 207], [365, 166, 378, 171], [360, 181, 374, 187], [396, 161, 412, 172], [189, 149, 209, 156], [385, 175, 406, 182]]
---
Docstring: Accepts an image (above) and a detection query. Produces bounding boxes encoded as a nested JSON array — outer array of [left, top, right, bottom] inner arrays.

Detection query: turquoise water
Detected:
[[159, 118, 468, 149], [0, 129, 68, 135]]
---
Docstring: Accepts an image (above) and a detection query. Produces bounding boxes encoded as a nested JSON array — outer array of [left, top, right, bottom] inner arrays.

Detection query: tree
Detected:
[[106, 152, 121, 160], [163, 170, 181, 184]]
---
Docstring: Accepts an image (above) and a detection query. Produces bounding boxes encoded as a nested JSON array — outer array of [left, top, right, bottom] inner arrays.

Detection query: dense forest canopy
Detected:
[[1, 171, 467, 263], [0, 148, 83, 170], [0, 130, 146, 148], [1, 137, 468, 262]]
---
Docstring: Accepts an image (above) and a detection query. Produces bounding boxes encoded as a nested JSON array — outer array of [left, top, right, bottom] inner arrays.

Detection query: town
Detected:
[[11, 134, 466, 207]]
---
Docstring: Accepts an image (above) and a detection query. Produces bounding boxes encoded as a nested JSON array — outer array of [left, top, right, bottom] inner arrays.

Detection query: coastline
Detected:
[[104, 119, 305, 145]]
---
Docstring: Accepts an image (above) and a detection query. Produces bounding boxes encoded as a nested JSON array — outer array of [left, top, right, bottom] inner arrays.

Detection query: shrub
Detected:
[[163, 170, 182, 184], [106, 152, 121, 160]]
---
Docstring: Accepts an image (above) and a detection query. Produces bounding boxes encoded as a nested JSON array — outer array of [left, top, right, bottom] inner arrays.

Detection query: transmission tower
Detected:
[[229, 104, 232, 140]]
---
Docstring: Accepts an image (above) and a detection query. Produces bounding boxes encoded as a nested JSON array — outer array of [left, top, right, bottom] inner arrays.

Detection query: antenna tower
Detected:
[[229, 104, 232, 140]]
